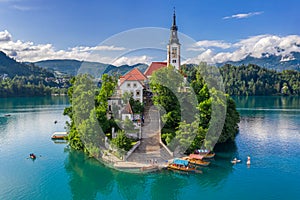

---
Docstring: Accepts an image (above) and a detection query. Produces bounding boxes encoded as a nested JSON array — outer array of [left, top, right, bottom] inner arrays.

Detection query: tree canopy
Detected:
[[151, 63, 240, 153]]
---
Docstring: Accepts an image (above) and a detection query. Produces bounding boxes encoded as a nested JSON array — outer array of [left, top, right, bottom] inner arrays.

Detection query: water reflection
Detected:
[[0, 96, 69, 110], [150, 171, 189, 200], [233, 96, 300, 110], [114, 172, 147, 200], [64, 148, 114, 200]]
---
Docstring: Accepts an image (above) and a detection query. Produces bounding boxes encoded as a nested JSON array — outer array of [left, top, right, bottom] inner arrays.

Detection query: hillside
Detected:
[[217, 52, 300, 71], [219, 64, 300, 96], [0, 51, 54, 78], [35, 59, 148, 76]]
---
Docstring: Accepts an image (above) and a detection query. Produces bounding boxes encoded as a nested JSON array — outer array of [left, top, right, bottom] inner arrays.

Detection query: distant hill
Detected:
[[34, 59, 148, 77], [0, 51, 54, 77], [216, 52, 300, 71]]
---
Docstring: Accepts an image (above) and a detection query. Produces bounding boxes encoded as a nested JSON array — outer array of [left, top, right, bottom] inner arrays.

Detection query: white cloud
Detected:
[[11, 5, 37, 11], [70, 45, 126, 52], [112, 55, 152, 66], [187, 35, 300, 64], [0, 30, 12, 42], [188, 40, 232, 51], [2, 30, 300, 66], [0, 30, 130, 64], [223, 11, 263, 20]]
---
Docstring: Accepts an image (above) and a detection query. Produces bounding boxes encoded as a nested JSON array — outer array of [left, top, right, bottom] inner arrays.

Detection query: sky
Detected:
[[0, 0, 300, 65]]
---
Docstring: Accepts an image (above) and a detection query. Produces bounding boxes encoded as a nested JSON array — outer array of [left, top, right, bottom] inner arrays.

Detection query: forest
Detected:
[[182, 63, 300, 96], [220, 64, 299, 96], [0, 75, 69, 97]]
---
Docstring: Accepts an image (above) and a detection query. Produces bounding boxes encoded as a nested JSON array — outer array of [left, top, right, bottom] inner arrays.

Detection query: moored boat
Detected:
[[182, 156, 210, 166], [51, 132, 68, 140], [194, 149, 215, 159], [167, 159, 198, 172]]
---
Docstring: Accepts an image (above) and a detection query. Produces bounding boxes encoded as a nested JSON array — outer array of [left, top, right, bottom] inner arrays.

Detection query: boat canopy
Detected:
[[173, 159, 189, 166], [189, 154, 204, 160]]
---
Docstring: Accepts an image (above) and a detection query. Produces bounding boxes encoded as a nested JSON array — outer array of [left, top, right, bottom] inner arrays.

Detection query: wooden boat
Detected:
[[167, 159, 198, 172], [203, 153, 215, 159], [182, 156, 210, 166], [4, 114, 11, 117], [186, 158, 210, 166], [193, 149, 216, 159], [51, 132, 68, 140]]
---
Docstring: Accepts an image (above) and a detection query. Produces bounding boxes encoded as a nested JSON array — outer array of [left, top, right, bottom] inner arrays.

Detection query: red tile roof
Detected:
[[144, 62, 167, 77], [121, 102, 133, 114], [119, 68, 148, 85]]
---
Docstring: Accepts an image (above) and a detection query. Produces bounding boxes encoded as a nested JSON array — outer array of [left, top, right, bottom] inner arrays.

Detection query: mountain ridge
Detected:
[[216, 52, 300, 71], [34, 59, 149, 76], [0, 51, 54, 77]]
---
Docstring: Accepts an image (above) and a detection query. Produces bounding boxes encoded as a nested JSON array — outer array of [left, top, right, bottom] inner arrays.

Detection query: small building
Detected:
[[118, 68, 148, 103], [121, 102, 134, 121]]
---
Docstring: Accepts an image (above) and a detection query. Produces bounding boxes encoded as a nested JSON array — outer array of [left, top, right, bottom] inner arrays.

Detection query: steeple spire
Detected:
[[171, 7, 178, 31]]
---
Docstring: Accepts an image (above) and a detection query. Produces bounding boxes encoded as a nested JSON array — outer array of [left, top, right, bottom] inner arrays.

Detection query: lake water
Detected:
[[0, 96, 299, 200]]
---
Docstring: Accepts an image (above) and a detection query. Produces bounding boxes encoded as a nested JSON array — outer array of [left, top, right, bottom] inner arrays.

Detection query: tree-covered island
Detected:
[[63, 63, 240, 160]]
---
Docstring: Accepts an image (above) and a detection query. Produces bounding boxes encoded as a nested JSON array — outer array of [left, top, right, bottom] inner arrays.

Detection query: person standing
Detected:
[[247, 156, 251, 165]]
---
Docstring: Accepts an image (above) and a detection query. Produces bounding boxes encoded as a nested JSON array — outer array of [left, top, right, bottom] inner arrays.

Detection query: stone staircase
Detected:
[[126, 103, 173, 164]]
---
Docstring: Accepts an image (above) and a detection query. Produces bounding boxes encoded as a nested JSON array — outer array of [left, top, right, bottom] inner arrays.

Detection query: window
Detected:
[[172, 47, 177, 58], [127, 83, 131, 87], [136, 90, 140, 96], [172, 60, 177, 63], [133, 83, 137, 87]]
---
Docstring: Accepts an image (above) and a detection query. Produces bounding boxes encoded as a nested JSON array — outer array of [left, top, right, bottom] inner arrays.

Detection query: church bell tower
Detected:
[[167, 9, 181, 71]]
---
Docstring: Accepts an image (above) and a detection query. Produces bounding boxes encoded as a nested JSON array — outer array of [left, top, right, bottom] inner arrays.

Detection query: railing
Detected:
[[158, 111, 173, 157]]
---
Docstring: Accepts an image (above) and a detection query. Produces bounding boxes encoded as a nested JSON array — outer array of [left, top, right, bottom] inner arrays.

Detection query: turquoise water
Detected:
[[0, 96, 299, 200]]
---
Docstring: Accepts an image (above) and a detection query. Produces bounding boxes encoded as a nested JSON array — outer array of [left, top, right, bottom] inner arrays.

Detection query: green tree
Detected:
[[111, 130, 133, 151]]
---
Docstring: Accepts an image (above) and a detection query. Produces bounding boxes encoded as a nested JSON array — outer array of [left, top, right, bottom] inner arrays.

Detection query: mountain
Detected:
[[216, 52, 300, 71], [34, 59, 149, 76], [0, 51, 54, 77], [105, 63, 148, 75], [34, 60, 106, 76]]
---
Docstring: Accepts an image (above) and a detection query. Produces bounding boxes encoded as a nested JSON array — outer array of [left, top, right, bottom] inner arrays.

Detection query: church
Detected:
[[117, 10, 181, 105]]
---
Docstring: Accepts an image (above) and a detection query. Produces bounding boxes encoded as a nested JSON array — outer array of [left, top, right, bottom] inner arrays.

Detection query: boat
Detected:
[[29, 153, 36, 159], [231, 158, 241, 164], [194, 149, 215, 159], [51, 132, 68, 140], [167, 159, 198, 172], [182, 156, 210, 166], [182, 155, 210, 166], [4, 114, 11, 117]]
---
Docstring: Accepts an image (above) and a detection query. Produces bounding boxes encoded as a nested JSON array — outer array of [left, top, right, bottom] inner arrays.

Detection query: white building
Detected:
[[118, 68, 148, 103]]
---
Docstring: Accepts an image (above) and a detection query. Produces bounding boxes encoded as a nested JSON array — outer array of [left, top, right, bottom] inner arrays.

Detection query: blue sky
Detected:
[[0, 0, 300, 64]]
